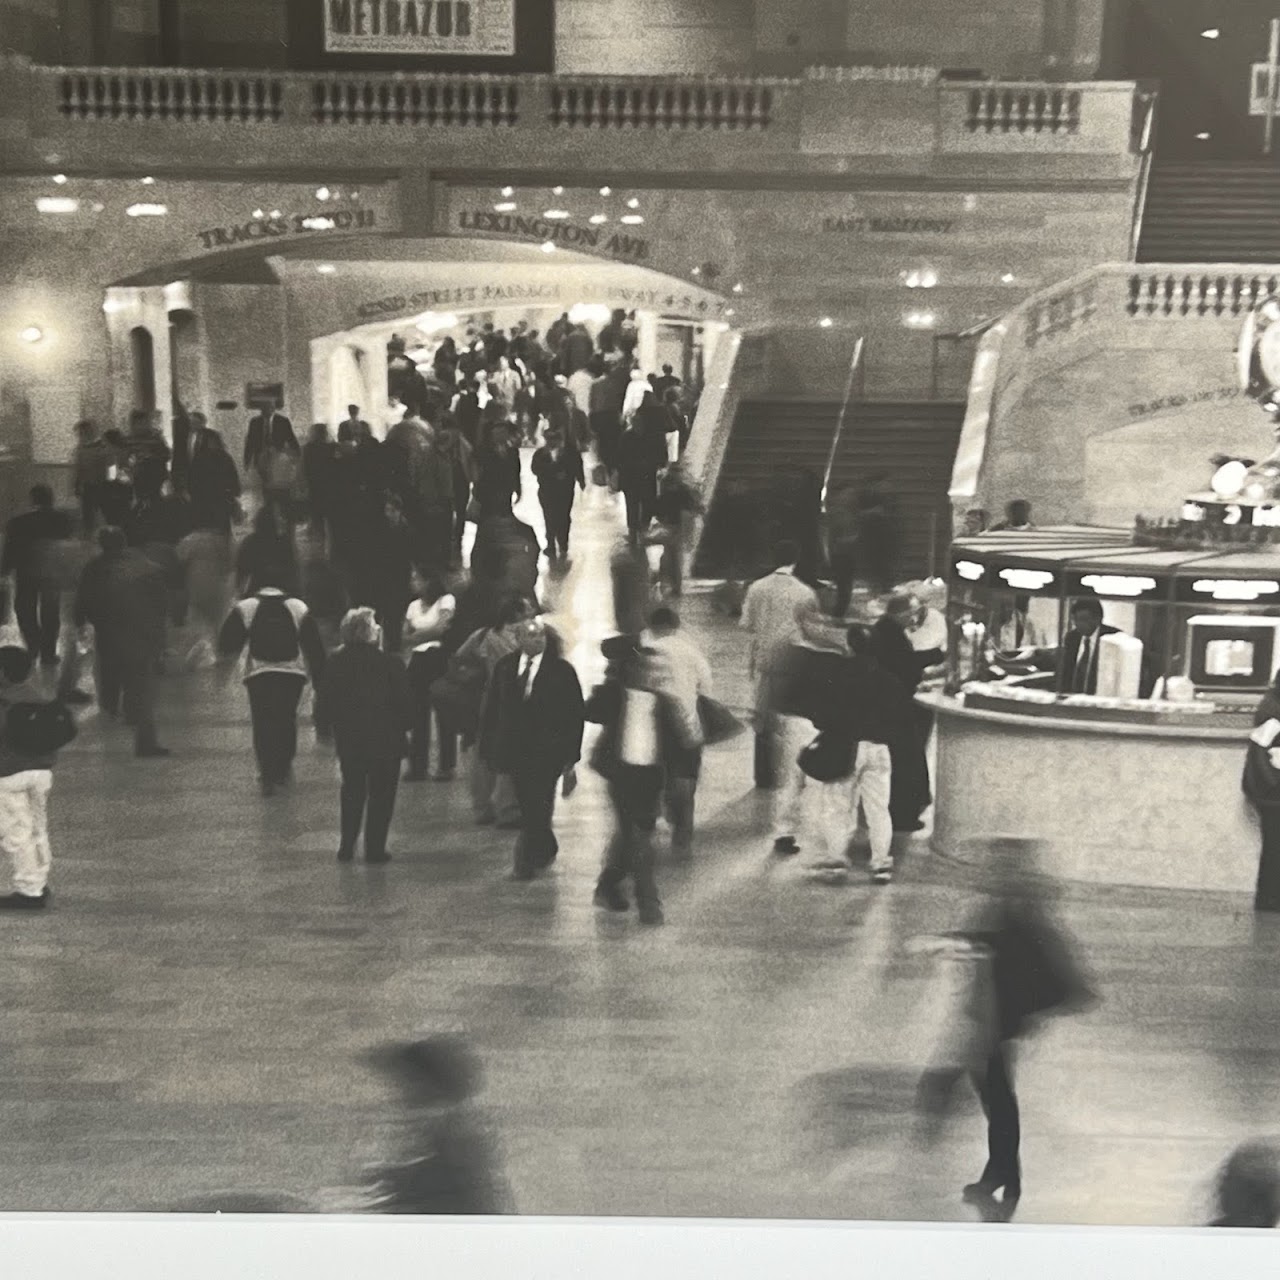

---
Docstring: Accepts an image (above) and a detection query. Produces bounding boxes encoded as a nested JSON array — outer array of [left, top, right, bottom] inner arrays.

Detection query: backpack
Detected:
[[7, 700, 77, 757], [247, 595, 300, 664]]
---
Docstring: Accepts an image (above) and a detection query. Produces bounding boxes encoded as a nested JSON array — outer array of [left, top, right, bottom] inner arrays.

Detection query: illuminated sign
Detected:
[[1079, 574, 1158, 597], [1192, 579, 1280, 602], [1254, 506, 1280, 528], [998, 568, 1054, 591], [1181, 502, 1206, 522], [954, 559, 984, 582]]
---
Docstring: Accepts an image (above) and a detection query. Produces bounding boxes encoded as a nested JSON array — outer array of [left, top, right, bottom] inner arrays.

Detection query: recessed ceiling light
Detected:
[[501, 186, 514, 197], [36, 197, 79, 214], [620, 214, 644, 225], [1201, 27, 1220, 39], [626, 198, 640, 209], [1196, 131, 1211, 140], [141, 176, 155, 185], [543, 209, 570, 220], [540, 241, 556, 253], [316, 264, 337, 275], [552, 185, 565, 195], [494, 201, 517, 212], [52, 174, 67, 185], [19, 327, 43, 344], [691, 267, 701, 276], [819, 317, 834, 328], [589, 213, 608, 224], [126, 203, 168, 217], [599, 186, 612, 196]]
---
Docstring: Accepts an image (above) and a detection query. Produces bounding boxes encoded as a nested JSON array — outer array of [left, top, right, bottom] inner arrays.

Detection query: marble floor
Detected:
[[0, 477, 1274, 1227]]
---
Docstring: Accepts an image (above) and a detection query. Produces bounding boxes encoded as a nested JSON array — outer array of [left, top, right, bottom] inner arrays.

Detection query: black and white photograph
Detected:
[[2, 0, 1280, 1272]]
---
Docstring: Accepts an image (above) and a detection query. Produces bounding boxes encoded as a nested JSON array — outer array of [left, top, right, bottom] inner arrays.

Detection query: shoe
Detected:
[[773, 836, 799, 856], [637, 903, 665, 926], [136, 746, 172, 759], [0, 891, 47, 910], [337, 847, 355, 863], [365, 852, 391, 864], [872, 868, 893, 885], [260, 779, 276, 797], [594, 884, 630, 912]]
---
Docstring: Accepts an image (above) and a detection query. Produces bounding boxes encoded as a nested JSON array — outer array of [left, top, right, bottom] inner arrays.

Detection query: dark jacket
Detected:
[[321, 643, 413, 762], [1, 507, 73, 581], [870, 617, 925, 697], [74, 548, 168, 661], [479, 649, 584, 776], [531, 444, 586, 501], [244, 411, 296, 473], [1245, 689, 1280, 809], [1056, 623, 1121, 695], [473, 446, 521, 517], [188, 448, 242, 531]]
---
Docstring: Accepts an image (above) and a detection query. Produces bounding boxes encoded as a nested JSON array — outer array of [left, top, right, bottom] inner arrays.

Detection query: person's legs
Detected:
[[664, 755, 699, 859], [1257, 807, 1280, 911], [13, 578, 39, 657], [0, 772, 43, 900], [37, 589, 61, 665], [363, 756, 401, 861], [246, 673, 303, 786], [26, 772, 52, 895], [338, 756, 369, 858], [814, 775, 855, 867], [972, 1044, 1021, 1200], [538, 502, 559, 559], [123, 659, 162, 755], [855, 743, 895, 878], [95, 650, 122, 717], [405, 651, 433, 781], [770, 713, 811, 850], [511, 766, 559, 877]]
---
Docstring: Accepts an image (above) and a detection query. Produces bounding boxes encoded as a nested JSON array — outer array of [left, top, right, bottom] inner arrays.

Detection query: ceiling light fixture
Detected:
[[269, 209, 282, 219], [620, 214, 644, 225], [501, 186, 514, 197], [732, 283, 744, 294], [552, 185, 564, 195], [599, 186, 612, 196], [316, 186, 331, 201], [1001, 272, 1016, 284], [1196, 132, 1211, 140], [252, 208, 265, 219], [1201, 27, 1220, 39], [316, 264, 337, 275], [819, 317, 834, 328], [19, 327, 44, 344], [36, 197, 79, 214], [626, 197, 640, 209], [540, 241, 556, 253], [301, 216, 336, 230], [589, 213, 608, 224], [126, 203, 168, 217], [543, 209, 570, 220], [52, 173, 67, 185], [141, 175, 155, 185], [494, 201, 518, 213]]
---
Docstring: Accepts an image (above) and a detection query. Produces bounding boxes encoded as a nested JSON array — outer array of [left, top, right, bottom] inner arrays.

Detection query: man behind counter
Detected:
[[1056, 597, 1120, 696]]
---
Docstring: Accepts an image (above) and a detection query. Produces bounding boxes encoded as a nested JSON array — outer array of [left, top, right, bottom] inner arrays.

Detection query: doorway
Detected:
[[129, 326, 157, 413]]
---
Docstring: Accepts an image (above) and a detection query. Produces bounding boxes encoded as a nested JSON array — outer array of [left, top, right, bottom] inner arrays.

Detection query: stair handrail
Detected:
[[1128, 88, 1159, 262], [820, 336, 865, 513]]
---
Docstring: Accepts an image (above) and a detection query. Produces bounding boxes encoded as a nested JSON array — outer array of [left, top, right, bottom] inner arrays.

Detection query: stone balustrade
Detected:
[[0, 59, 1143, 161]]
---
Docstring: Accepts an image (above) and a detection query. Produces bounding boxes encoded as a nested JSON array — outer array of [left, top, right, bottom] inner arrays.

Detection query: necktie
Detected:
[[520, 658, 533, 698], [1074, 636, 1090, 692]]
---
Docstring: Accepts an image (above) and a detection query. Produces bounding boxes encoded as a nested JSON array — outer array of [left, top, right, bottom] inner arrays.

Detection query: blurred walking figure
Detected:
[[741, 540, 817, 793], [1211, 1139, 1280, 1227], [915, 839, 1094, 1221], [531, 425, 585, 563], [403, 571, 458, 783], [2, 486, 72, 669], [217, 573, 327, 796], [176, 526, 232, 669], [588, 635, 676, 925], [322, 608, 412, 864], [1243, 668, 1280, 912], [361, 1036, 514, 1214]]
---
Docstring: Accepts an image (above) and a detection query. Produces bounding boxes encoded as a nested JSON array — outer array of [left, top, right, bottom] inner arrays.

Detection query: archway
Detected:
[[129, 326, 157, 414]]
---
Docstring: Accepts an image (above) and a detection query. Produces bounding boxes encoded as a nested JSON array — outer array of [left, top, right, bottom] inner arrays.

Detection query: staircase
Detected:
[[1137, 162, 1280, 263], [694, 398, 965, 582]]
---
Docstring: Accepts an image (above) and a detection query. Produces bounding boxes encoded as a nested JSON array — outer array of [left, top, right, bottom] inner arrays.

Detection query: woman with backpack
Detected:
[[217, 572, 328, 796]]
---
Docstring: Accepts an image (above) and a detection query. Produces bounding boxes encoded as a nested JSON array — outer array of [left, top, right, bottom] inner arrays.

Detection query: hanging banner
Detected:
[[323, 0, 516, 56]]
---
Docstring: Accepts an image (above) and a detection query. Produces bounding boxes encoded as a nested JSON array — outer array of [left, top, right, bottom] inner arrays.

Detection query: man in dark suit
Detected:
[[1056, 597, 1120, 695], [244, 401, 294, 476], [479, 617, 584, 880], [1, 485, 73, 668]]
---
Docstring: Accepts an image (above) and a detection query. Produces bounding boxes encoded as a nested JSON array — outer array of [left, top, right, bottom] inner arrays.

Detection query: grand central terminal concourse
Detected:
[[10, 0, 1280, 1259]]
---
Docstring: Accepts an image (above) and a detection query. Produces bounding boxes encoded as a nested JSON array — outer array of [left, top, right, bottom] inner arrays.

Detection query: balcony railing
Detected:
[[951, 262, 1280, 519], [3, 59, 1143, 159]]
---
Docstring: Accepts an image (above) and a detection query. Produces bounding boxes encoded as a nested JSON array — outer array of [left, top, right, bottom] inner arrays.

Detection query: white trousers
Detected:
[[0, 770, 53, 897], [771, 713, 812, 840], [810, 742, 894, 871]]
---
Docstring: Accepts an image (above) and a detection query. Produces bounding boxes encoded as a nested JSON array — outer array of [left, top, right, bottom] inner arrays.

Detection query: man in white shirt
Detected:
[[567, 364, 595, 419], [403, 571, 457, 781], [740, 541, 818, 789], [645, 606, 713, 859]]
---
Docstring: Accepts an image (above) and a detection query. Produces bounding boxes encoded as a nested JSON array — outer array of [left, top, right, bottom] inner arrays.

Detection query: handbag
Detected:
[[465, 496, 482, 523], [798, 731, 855, 783], [428, 634, 490, 735], [697, 695, 745, 747], [591, 462, 609, 488]]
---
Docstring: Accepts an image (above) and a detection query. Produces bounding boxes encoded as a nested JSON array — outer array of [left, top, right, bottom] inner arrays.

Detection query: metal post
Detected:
[[1265, 19, 1279, 156]]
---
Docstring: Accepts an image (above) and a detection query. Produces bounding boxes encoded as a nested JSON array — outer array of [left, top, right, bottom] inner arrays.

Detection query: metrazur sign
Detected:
[[324, 0, 515, 56]]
